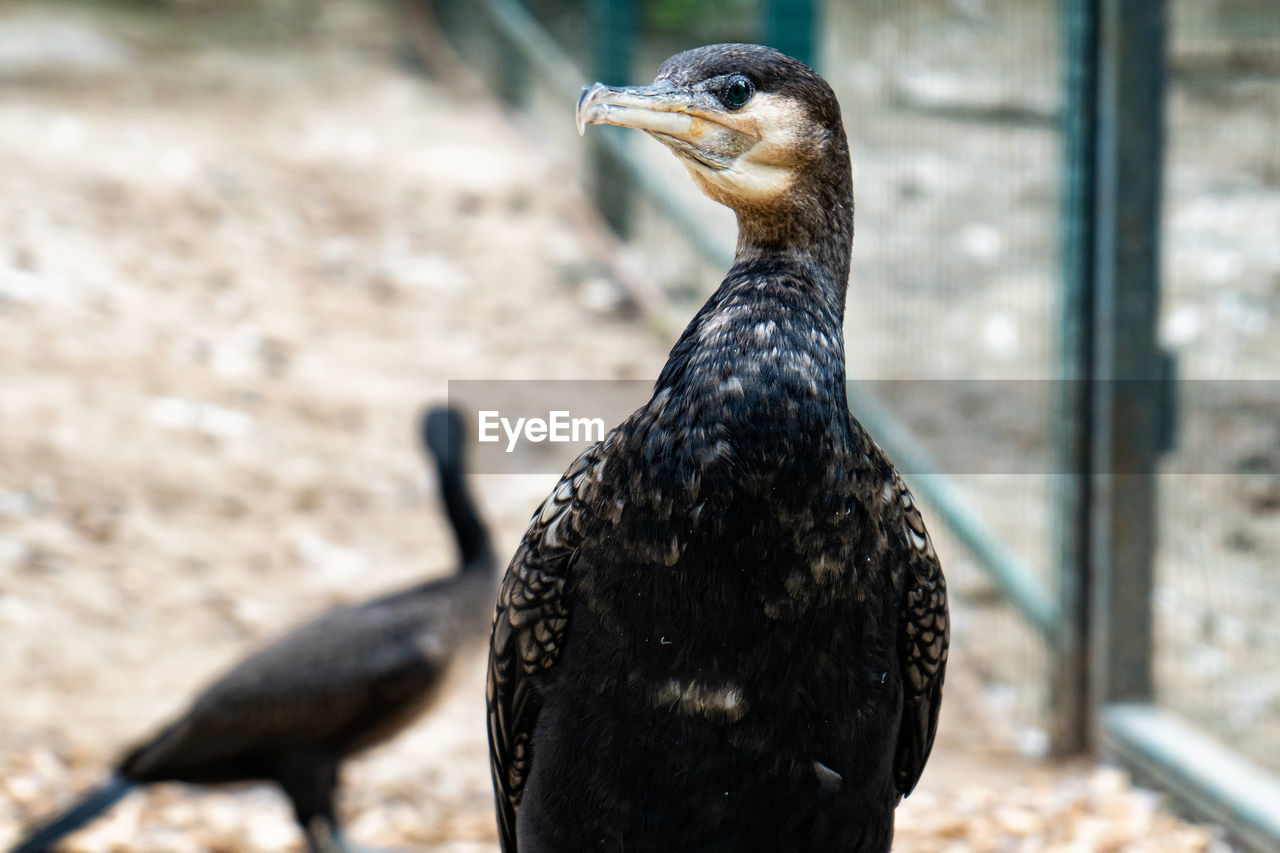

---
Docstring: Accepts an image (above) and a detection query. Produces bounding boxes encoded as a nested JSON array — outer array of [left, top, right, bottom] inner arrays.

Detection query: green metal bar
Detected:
[[848, 385, 1060, 642], [1052, 0, 1100, 756], [480, 0, 583, 97], [431, 0, 462, 41], [497, 0, 529, 108], [1090, 0, 1169, 707], [591, 0, 633, 87], [1102, 704, 1280, 853], [590, 0, 637, 234], [761, 0, 817, 67]]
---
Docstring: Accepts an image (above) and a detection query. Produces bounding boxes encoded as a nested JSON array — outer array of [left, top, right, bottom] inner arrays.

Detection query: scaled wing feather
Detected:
[[486, 437, 614, 851], [886, 474, 948, 798]]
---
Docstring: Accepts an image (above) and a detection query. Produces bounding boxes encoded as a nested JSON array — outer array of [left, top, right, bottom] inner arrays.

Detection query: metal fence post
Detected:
[[1090, 0, 1171, 713], [1052, 0, 1100, 756], [761, 0, 817, 68], [431, 0, 460, 40], [499, 0, 529, 108], [590, 0, 637, 235]]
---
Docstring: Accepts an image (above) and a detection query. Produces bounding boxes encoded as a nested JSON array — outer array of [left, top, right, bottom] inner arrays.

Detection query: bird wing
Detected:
[[883, 473, 949, 798], [487, 435, 614, 852]]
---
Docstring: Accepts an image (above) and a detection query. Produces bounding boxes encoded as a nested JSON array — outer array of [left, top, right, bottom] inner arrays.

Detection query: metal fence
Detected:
[[419, 0, 1280, 847]]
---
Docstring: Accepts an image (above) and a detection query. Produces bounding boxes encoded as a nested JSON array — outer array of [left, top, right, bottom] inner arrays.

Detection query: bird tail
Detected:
[[420, 405, 493, 569], [7, 776, 134, 853]]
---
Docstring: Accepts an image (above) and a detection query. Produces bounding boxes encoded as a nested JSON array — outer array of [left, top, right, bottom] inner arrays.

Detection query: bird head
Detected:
[[577, 44, 848, 223], [422, 405, 466, 472]]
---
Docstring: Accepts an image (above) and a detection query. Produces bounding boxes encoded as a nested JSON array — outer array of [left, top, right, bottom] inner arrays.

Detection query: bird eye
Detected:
[[720, 75, 754, 109]]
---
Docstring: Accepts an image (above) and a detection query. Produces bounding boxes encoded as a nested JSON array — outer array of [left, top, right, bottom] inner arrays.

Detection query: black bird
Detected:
[[487, 45, 948, 852], [10, 406, 495, 853]]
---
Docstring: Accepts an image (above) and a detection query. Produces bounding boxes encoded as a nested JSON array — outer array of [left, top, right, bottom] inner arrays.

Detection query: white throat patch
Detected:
[[683, 92, 818, 203]]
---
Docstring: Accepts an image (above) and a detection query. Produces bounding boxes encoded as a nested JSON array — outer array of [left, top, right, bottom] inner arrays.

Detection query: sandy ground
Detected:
[[0, 2, 1237, 851]]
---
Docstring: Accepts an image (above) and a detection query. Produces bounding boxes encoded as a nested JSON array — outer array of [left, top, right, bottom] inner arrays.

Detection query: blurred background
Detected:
[[0, 0, 1276, 850]]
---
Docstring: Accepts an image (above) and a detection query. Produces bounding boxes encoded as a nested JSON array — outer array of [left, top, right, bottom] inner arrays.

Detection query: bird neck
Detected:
[[655, 248, 850, 413], [732, 156, 853, 307], [435, 460, 493, 571], [650, 155, 854, 447]]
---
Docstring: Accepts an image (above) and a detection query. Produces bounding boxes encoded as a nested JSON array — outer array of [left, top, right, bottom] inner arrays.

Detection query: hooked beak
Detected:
[[576, 82, 755, 171], [576, 81, 695, 137]]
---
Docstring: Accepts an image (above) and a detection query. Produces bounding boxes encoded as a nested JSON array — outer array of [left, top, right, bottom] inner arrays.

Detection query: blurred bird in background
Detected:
[[9, 406, 495, 853]]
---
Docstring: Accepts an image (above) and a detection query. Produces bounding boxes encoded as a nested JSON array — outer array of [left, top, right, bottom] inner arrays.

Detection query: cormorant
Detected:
[[10, 406, 495, 853], [487, 44, 948, 852]]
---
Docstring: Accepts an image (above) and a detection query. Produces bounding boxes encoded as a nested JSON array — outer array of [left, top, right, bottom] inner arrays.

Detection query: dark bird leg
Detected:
[[7, 776, 134, 853], [276, 751, 348, 853], [303, 819, 348, 853]]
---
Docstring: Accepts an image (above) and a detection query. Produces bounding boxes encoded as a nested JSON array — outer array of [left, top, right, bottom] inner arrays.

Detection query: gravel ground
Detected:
[[0, 2, 1234, 850]]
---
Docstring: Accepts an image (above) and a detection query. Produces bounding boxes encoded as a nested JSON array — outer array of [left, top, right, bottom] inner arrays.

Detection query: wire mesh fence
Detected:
[[821, 0, 1064, 753], [1157, 0, 1280, 775]]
